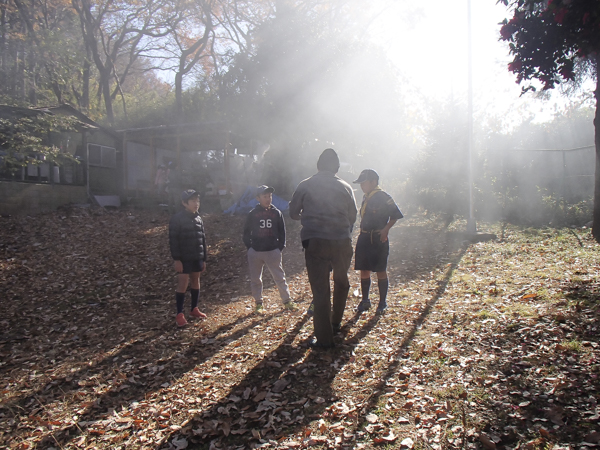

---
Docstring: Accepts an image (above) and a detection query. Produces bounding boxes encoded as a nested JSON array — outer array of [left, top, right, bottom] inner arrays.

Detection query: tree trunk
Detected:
[[593, 61, 600, 243], [175, 70, 184, 122], [82, 56, 90, 111], [102, 74, 114, 126]]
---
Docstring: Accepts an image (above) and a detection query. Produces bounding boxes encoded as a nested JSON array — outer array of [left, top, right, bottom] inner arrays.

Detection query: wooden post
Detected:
[[176, 134, 181, 170], [122, 131, 128, 194], [150, 135, 156, 198], [224, 131, 231, 193], [83, 130, 90, 200]]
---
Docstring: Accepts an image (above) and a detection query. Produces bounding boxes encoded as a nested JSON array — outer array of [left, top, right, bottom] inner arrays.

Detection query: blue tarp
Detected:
[[223, 186, 289, 215]]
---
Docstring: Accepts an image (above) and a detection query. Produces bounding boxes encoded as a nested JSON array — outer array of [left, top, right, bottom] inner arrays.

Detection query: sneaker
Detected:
[[190, 307, 207, 319], [176, 313, 188, 327], [283, 301, 297, 311], [254, 303, 264, 313], [308, 338, 335, 349], [306, 302, 315, 316], [376, 303, 387, 315], [356, 300, 371, 313]]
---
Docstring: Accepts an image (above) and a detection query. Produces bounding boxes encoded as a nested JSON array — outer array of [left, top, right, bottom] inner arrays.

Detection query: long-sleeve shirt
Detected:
[[243, 204, 286, 251], [288, 171, 357, 241]]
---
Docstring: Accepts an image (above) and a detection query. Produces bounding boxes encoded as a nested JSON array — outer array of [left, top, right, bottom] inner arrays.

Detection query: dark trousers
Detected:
[[305, 238, 353, 346]]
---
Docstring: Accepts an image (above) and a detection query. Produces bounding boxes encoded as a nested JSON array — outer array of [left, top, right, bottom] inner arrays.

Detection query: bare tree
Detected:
[[71, 0, 172, 125]]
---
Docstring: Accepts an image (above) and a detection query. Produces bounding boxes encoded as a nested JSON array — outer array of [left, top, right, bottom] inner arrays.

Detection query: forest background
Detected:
[[0, 0, 597, 226]]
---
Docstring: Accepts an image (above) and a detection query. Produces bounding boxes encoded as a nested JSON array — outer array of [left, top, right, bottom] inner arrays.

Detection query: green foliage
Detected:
[[407, 93, 595, 226], [0, 114, 78, 173], [498, 0, 600, 242], [406, 99, 471, 216]]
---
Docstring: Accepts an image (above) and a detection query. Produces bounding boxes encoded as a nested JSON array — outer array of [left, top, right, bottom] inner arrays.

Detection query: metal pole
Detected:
[[86, 143, 90, 201], [466, 0, 476, 233], [562, 150, 567, 217]]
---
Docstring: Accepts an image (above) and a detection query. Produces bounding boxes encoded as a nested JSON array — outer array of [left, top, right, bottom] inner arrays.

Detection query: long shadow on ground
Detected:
[[158, 227, 470, 448], [0, 210, 471, 448]]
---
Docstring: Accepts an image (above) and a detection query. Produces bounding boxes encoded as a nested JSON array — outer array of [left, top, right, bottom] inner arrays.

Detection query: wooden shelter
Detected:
[[0, 104, 121, 214], [119, 122, 257, 199]]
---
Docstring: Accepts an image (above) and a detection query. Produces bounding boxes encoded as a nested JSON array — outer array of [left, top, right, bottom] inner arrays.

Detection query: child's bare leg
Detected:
[[177, 273, 190, 293], [176, 273, 190, 315], [189, 272, 200, 290]]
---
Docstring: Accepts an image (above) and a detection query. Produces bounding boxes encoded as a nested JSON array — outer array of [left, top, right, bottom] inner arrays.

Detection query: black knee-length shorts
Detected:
[[354, 232, 389, 272], [181, 260, 204, 274]]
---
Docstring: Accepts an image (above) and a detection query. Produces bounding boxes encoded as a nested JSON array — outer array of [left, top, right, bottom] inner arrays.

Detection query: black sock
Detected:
[[378, 278, 389, 305], [190, 289, 199, 310], [361, 278, 371, 303], [176, 292, 185, 314]]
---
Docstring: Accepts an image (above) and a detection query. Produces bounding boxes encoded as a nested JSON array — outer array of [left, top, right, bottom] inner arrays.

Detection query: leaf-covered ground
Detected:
[[1, 207, 599, 450]]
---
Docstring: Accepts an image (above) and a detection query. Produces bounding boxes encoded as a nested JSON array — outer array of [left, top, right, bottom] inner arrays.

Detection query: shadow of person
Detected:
[[157, 315, 354, 448], [13, 310, 283, 448]]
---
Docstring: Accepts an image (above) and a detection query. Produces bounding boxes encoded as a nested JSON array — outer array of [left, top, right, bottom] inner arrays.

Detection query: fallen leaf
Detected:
[[400, 437, 414, 448], [374, 431, 397, 443], [318, 419, 327, 433], [546, 406, 564, 425], [479, 433, 497, 450], [584, 432, 600, 444], [365, 413, 378, 424], [307, 436, 328, 445], [171, 437, 188, 450], [253, 391, 267, 402], [272, 378, 290, 393]]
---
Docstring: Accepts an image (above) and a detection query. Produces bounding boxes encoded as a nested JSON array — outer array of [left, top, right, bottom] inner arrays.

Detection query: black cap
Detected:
[[256, 185, 275, 196], [181, 189, 199, 201], [353, 169, 379, 184], [317, 148, 340, 173]]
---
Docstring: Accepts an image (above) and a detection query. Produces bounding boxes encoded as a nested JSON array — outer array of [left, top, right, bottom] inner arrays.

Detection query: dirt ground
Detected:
[[0, 206, 599, 450]]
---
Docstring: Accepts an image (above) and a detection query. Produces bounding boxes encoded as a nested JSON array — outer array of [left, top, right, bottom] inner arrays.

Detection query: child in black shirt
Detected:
[[243, 186, 295, 312], [353, 169, 403, 314]]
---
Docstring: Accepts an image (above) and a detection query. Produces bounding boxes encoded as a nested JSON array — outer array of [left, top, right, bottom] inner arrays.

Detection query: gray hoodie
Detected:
[[289, 171, 357, 241]]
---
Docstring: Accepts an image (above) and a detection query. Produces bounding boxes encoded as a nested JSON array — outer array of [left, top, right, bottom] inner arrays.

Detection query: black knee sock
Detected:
[[378, 278, 389, 304], [190, 289, 199, 310], [361, 278, 371, 303], [176, 292, 185, 314]]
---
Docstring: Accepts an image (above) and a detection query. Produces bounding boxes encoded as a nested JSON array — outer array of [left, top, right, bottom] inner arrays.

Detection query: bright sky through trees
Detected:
[[369, 0, 580, 124]]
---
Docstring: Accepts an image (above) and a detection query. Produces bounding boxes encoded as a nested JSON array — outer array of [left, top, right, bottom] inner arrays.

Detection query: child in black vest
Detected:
[[168, 189, 208, 327]]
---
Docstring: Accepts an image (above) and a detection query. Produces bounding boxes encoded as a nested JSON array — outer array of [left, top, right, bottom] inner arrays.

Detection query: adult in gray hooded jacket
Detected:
[[289, 148, 357, 348]]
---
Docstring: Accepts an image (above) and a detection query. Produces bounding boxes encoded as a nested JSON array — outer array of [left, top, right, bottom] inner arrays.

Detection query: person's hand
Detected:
[[174, 260, 183, 273], [200, 261, 207, 273], [380, 229, 389, 242]]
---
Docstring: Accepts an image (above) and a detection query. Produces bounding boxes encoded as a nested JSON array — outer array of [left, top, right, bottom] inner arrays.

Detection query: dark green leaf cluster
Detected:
[[499, 0, 600, 92], [0, 114, 78, 174]]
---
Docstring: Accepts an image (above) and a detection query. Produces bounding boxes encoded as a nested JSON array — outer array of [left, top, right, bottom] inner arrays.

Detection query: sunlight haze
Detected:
[[370, 0, 560, 123]]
